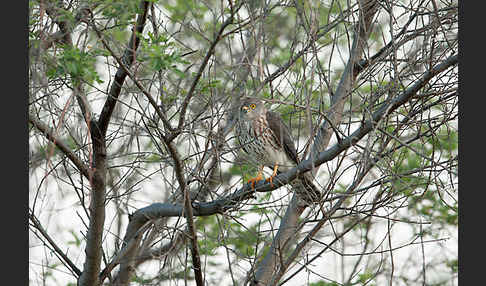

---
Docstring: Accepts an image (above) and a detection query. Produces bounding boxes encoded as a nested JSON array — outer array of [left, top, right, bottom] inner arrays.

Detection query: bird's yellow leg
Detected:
[[247, 166, 264, 189], [265, 164, 279, 187]]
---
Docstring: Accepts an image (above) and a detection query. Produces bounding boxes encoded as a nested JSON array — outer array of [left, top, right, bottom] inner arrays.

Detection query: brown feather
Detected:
[[237, 97, 321, 204], [266, 110, 299, 164], [267, 110, 321, 203]]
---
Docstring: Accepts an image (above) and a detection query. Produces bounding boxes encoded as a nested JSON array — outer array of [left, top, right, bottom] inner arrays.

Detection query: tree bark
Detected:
[[78, 121, 107, 286]]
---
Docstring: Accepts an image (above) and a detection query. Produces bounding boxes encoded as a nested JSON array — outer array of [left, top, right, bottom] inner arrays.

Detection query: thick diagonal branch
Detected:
[[97, 1, 150, 138]]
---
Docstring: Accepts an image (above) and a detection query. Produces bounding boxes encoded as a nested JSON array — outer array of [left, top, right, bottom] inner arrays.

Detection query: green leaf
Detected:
[[358, 272, 374, 283], [310, 281, 340, 286], [146, 154, 163, 163], [446, 259, 458, 273], [137, 32, 188, 76], [67, 230, 81, 247], [47, 45, 103, 85]]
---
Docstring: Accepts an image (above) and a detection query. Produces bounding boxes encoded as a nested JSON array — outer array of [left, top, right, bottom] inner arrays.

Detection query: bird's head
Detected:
[[239, 97, 266, 121]]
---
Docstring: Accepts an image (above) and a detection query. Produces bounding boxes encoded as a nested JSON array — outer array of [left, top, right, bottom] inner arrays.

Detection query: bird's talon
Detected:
[[247, 170, 264, 190], [265, 176, 274, 187], [264, 164, 278, 188]]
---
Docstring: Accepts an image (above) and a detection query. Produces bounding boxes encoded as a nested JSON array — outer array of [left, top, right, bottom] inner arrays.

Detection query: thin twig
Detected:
[[29, 211, 82, 277], [29, 114, 91, 180], [176, 7, 240, 134]]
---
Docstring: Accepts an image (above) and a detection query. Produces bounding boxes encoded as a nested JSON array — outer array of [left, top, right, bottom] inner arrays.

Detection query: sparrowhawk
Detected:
[[235, 97, 320, 204]]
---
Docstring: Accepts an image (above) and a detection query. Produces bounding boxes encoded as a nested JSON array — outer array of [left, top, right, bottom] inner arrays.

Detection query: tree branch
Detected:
[[77, 118, 107, 286], [91, 22, 176, 135], [166, 140, 204, 286], [97, 1, 150, 138], [29, 210, 82, 277], [29, 114, 91, 180], [43, 0, 94, 123], [175, 6, 241, 135], [268, 52, 458, 285]]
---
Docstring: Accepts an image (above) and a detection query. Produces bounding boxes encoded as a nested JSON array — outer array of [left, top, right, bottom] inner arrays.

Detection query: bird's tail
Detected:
[[291, 173, 321, 205]]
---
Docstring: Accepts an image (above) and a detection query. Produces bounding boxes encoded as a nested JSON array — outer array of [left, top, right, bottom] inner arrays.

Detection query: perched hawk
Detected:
[[235, 97, 320, 204]]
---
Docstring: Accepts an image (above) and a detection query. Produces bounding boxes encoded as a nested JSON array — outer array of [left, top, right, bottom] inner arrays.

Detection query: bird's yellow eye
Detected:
[[250, 104, 256, 109]]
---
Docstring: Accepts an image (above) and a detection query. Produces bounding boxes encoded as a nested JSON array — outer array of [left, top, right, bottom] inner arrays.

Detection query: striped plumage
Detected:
[[237, 110, 292, 169], [236, 97, 320, 204]]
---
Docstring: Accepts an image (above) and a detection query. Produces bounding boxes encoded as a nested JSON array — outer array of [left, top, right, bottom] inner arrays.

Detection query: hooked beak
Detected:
[[242, 106, 249, 113]]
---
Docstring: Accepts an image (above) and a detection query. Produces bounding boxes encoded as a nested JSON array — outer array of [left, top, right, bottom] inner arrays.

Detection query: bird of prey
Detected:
[[235, 97, 320, 204]]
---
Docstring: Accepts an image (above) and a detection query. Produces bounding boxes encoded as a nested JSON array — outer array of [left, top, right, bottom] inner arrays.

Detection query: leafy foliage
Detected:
[[138, 32, 189, 76], [46, 45, 103, 85]]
